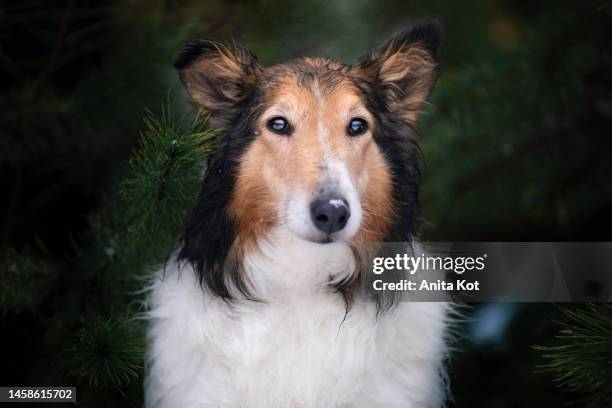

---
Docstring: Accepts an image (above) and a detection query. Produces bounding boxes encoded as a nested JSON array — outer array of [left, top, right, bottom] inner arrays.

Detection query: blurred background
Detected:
[[1, 0, 611, 406]]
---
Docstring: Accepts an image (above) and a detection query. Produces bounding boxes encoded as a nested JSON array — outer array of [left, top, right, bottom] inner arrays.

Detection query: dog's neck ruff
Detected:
[[241, 226, 356, 299], [145, 227, 449, 408]]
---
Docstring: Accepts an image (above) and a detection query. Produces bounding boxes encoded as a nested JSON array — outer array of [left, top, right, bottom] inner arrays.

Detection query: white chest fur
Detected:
[[145, 229, 449, 407]]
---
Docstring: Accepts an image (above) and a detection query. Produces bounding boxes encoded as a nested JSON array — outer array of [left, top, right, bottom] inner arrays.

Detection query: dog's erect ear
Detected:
[[352, 21, 442, 124], [175, 39, 262, 128]]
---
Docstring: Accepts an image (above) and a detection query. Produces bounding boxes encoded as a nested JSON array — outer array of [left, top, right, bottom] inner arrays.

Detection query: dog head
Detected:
[[177, 22, 441, 299]]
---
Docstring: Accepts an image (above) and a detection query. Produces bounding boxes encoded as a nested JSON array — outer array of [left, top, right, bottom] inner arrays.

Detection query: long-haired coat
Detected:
[[146, 21, 450, 408]]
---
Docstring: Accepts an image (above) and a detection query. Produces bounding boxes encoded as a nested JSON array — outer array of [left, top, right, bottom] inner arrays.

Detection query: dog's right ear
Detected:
[[351, 21, 442, 124], [175, 39, 262, 128]]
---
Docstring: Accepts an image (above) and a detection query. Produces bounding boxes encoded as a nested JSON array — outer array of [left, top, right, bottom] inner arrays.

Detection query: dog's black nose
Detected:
[[310, 196, 350, 234]]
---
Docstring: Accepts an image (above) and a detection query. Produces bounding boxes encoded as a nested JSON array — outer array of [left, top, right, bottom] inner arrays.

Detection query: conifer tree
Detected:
[[535, 304, 612, 407]]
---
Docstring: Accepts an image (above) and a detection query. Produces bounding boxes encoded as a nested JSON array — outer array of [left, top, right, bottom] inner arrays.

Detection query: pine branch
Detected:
[[119, 102, 216, 236], [79, 102, 218, 297], [56, 101, 218, 400], [60, 316, 145, 390], [534, 304, 612, 407]]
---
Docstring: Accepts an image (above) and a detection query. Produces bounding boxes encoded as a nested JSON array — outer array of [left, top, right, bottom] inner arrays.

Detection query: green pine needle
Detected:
[[534, 304, 612, 407], [81, 101, 219, 295], [58, 102, 219, 396], [119, 101, 218, 236], [62, 316, 145, 390]]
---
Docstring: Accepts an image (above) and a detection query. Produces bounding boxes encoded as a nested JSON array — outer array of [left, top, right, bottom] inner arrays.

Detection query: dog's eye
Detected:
[[347, 118, 368, 136], [267, 116, 291, 135]]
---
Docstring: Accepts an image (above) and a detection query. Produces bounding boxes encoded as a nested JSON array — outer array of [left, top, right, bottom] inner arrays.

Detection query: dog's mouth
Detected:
[[315, 235, 333, 244], [304, 233, 346, 245]]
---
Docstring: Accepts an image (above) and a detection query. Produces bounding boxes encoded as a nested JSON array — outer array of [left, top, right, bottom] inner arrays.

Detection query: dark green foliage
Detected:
[[61, 316, 145, 390], [57, 107, 215, 404], [534, 304, 612, 407], [418, 4, 612, 240], [80, 105, 217, 295], [58, 106, 216, 404], [0, 0, 199, 253], [0, 247, 57, 314], [0, 105, 216, 404], [120, 106, 216, 240]]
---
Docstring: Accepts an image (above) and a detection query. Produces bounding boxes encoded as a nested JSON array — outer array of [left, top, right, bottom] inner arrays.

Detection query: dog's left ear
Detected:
[[175, 39, 262, 128], [352, 21, 442, 124]]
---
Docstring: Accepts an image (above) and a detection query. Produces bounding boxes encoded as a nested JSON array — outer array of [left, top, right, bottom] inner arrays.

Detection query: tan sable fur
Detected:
[[178, 37, 438, 293], [380, 45, 436, 123], [227, 61, 395, 254], [351, 42, 437, 124], [179, 43, 262, 128]]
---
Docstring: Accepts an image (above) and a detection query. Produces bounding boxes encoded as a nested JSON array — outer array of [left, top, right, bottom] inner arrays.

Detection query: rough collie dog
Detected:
[[146, 21, 450, 408]]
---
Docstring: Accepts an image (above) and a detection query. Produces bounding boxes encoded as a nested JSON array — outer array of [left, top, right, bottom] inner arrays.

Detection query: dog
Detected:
[[145, 21, 450, 407]]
